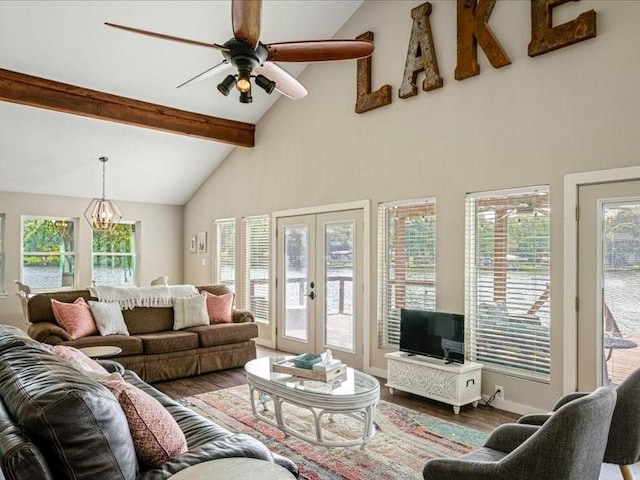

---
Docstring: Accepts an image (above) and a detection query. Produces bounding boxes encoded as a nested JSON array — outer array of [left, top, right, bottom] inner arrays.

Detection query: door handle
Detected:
[[306, 291, 316, 300]]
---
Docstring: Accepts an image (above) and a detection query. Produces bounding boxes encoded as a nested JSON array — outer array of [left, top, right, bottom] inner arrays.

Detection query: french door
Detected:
[[276, 210, 364, 368], [577, 180, 640, 390]]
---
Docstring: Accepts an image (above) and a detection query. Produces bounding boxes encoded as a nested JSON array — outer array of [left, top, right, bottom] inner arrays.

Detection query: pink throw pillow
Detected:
[[51, 298, 98, 340], [100, 380, 187, 468], [203, 291, 234, 324], [45, 344, 108, 374]]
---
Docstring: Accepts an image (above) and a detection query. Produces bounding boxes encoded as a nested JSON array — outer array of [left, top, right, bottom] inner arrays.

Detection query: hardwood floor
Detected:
[[153, 347, 635, 480], [153, 346, 519, 434]]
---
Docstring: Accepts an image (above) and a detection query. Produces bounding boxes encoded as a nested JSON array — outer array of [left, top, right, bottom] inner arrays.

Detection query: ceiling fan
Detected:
[[105, 0, 374, 103]]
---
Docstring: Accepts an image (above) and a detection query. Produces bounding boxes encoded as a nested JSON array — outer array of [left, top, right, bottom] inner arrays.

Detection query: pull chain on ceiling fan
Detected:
[[105, 0, 374, 103]]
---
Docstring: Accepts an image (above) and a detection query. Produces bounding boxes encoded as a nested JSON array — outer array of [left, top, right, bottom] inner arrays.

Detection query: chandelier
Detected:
[[84, 156, 121, 231]]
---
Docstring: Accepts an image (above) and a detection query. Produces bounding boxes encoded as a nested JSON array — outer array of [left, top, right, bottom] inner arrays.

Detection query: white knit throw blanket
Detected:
[[88, 285, 199, 310]]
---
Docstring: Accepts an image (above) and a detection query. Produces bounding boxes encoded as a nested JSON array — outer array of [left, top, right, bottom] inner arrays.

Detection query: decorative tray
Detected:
[[272, 358, 347, 382]]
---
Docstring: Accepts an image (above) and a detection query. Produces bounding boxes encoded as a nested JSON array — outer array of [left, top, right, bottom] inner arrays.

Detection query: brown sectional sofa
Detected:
[[27, 285, 258, 383]]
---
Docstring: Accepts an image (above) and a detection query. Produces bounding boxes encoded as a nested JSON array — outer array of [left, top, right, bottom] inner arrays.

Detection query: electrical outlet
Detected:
[[494, 385, 504, 401]]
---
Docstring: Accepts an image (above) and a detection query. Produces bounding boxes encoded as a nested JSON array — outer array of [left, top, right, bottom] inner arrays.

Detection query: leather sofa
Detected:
[[26, 285, 257, 383], [0, 327, 298, 480]]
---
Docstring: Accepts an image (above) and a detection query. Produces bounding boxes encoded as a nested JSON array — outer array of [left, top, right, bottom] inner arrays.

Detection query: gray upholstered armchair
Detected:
[[519, 368, 640, 480], [423, 386, 616, 480]]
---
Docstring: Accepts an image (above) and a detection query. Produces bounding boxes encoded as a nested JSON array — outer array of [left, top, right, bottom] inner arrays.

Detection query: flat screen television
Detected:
[[399, 309, 465, 364]]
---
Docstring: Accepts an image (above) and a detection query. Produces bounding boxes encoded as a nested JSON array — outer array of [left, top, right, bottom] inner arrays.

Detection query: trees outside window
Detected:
[[92, 223, 137, 286], [22, 217, 76, 290]]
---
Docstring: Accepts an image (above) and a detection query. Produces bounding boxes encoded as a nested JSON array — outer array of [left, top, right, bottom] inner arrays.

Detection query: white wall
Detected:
[[0, 191, 183, 329], [184, 0, 640, 410]]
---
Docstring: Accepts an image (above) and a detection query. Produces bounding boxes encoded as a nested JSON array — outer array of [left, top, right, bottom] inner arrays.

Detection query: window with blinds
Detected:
[[378, 198, 437, 348], [214, 218, 236, 293], [243, 215, 270, 324], [465, 186, 551, 381]]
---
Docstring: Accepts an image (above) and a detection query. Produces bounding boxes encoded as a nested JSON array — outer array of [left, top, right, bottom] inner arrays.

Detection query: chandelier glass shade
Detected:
[[84, 157, 122, 231]]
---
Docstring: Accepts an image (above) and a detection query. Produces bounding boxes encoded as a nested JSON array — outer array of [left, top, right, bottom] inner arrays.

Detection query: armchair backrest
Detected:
[[604, 367, 640, 466], [505, 386, 616, 480]]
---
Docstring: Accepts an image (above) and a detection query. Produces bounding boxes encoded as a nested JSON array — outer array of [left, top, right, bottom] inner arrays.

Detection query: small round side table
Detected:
[[78, 345, 122, 359]]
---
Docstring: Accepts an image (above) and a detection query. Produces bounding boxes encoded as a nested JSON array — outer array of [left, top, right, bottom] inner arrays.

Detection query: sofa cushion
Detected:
[[88, 301, 130, 336], [61, 335, 143, 356], [186, 323, 258, 348], [27, 290, 93, 324], [51, 298, 98, 340], [203, 291, 234, 324], [0, 339, 138, 480], [136, 331, 199, 355], [123, 307, 174, 335], [173, 294, 209, 330], [100, 379, 187, 469]]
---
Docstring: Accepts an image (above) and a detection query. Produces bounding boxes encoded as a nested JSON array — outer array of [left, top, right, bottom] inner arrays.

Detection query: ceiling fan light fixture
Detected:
[[255, 74, 276, 94], [239, 90, 253, 104], [84, 156, 122, 231], [217, 74, 236, 96], [236, 68, 252, 93]]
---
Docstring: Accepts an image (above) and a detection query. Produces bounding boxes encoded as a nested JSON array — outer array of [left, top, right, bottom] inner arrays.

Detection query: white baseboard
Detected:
[[366, 366, 387, 378], [254, 338, 275, 349], [480, 395, 545, 415]]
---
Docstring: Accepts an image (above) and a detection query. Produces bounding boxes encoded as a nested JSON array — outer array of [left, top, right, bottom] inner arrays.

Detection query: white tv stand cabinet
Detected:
[[385, 351, 482, 414]]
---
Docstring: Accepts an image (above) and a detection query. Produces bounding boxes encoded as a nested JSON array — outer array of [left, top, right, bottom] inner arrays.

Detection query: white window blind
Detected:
[[465, 186, 551, 381], [378, 198, 437, 348], [214, 218, 236, 293], [243, 215, 270, 324]]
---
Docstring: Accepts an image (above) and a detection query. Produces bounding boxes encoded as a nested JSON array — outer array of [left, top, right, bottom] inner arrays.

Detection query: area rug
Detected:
[[183, 385, 488, 480]]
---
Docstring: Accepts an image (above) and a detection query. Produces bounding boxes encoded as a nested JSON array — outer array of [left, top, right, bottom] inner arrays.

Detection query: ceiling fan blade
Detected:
[[105, 22, 228, 51], [232, 0, 262, 48], [266, 39, 374, 63], [177, 61, 231, 89], [254, 62, 308, 100]]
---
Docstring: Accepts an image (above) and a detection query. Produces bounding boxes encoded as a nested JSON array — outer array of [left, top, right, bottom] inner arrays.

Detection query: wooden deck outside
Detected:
[[607, 334, 640, 386]]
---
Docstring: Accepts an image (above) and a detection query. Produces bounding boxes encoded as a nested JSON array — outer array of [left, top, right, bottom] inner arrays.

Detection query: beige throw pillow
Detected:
[[173, 294, 209, 330], [88, 301, 129, 336]]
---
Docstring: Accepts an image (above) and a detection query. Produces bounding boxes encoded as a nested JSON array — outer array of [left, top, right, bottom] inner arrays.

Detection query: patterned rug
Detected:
[[184, 385, 488, 480]]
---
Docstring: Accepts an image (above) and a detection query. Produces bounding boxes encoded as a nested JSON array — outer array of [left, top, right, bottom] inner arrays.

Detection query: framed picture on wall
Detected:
[[189, 235, 197, 253], [197, 231, 207, 253]]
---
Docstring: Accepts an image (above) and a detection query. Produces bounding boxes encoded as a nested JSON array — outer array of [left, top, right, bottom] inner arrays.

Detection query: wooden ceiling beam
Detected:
[[0, 68, 255, 148]]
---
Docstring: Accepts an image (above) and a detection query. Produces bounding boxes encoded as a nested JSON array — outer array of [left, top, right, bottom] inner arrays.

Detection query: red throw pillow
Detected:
[[100, 380, 187, 468], [203, 291, 234, 324], [51, 298, 98, 340], [46, 344, 108, 374]]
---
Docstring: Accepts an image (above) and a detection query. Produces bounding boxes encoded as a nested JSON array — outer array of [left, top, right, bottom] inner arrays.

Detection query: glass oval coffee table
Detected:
[[245, 356, 380, 449]]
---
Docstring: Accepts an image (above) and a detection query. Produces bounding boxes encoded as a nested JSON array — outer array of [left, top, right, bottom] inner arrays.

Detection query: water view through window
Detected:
[[602, 200, 640, 386]]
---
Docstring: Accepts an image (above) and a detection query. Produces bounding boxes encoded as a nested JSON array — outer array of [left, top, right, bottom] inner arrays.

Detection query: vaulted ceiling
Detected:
[[0, 1, 363, 205]]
